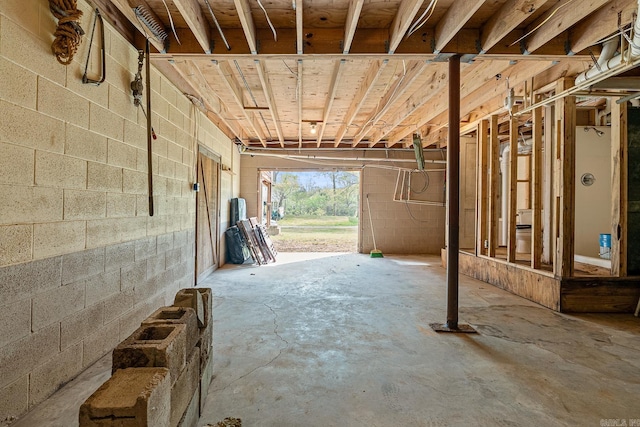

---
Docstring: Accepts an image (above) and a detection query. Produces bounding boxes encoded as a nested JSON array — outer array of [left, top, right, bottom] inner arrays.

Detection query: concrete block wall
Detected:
[[239, 151, 446, 254], [0, 0, 235, 423]]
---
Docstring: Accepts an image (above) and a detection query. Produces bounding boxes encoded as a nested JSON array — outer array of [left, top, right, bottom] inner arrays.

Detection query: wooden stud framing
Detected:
[[233, 0, 258, 54], [317, 60, 346, 146], [611, 99, 628, 277], [434, 0, 485, 53], [542, 104, 554, 264], [388, 0, 424, 54], [507, 113, 518, 263], [476, 119, 489, 256], [531, 105, 543, 268], [553, 77, 576, 278], [480, 0, 548, 52], [255, 60, 285, 147], [570, 0, 637, 54], [295, 0, 303, 54], [344, 0, 365, 54], [488, 115, 500, 257], [173, 0, 211, 53], [297, 59, 303, 148]]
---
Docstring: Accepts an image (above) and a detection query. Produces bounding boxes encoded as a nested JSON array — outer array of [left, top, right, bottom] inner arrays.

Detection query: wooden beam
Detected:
[[554, 77, 576, 277], [255, 60, 285, 147], [214, 61, 265, 145], [476, 119, 489, 256], [173, 0, 211, 53], [488, 115, 500, 258], [434, 0, 485, 53], [344, 0, 365, 54], [507, 113, 518, 263], [480, 0, 548, 52], [334, 60, 387, 147], [524, 0, 611, 53], [570, 0, 637, 54], [297, 59, 303, 148], [388, 0, 424, 54], [611, 99, 628, 277], [531, 105, 543, 268], [542, 104, 554, 264], [295, 0, 303, 54], [233, 0, 258, 54], [317, 60, 346, 146]]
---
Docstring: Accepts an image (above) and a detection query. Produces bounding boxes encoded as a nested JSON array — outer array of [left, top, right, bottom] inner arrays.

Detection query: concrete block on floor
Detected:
[[199, 345, 214, 415], [141, 306, 198, 353], [178, 382, 200, 427], [171, 349, 200, 427], [79, 367, 171, 427], [173, 289, 204, 328], [112, 323, 187, 382]]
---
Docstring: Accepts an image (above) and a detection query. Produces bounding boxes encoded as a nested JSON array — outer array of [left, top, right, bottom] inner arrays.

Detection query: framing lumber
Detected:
[[524, 0, 611, 53], [611, 99, 628, 277], [434, 0, 486, 53], [295, 0, 303, 54], [317, 60, 346, 146], [255, 60, 285, 147], [488, 115, 500, 258], [297, 59, 303, 148], [388, 0, 424, 54], [214, 61, 266, 145], [531, 105, 543, 268], [480, 0, 548, 53], [554, 77, 576, 278], [507, 113, 518, 263], [542, 104, 554, 264], [344, 0, 365, 54], [172, 0, 211, 53], [233, 0, 258, 54], [570, 0, 637, 54], [476, 119, 489, 256]]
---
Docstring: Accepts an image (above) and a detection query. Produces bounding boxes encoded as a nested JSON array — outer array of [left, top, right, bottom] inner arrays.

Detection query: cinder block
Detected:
[[61, 302, 104, 349], [32, 281, 85, 331], [146, 254, 167, 281], [121, 260, 147, 291], [157, 233, 174, 254], [83, 319, 120, 368], [173, 289, 205, 327], [90, 104, 124, 140], [0, 52, 36, 110], [142, 306, 198, 353], [105, 241, 136, 272], [0, 323, 59, 389], [171, 349, 199, 427], [178, 382, 200, 427], [88, 162, 123, 192], [123, 169, 148, 194], [0, 224, 32, 266], [112, 323, 187, 382], [35, 150, 87, 189], [0, 256, 62, 305], [199, 345, 214, 415], [29, 342, 82, 408], [167, 142, 183, 163], [64, 189, 107, 220], [38, 77, 90, 128], [65, 124, 108, 163], [124, 119, 147, 150], [103, 290, 135, 325], [198, 320, 213, 373], [158, 157, 175, 178], [0, 298, 31, 348], [108, 139, 137, 170], [33, 221, 86, 260], [86, 217, 147, 249], [79, 367, 171, 427], [0, 375, 28, 425], [0, 185, 63, 225], [135, 236, 157, 261], [108, 85, 137, 121], [62, 247, 105, 285], [0, 142, 34, 185], [107, 192, 137, 218], [85, 270, 121, 307]]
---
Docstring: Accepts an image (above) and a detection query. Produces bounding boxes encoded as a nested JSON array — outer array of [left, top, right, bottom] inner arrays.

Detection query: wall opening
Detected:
[[265, 170, 360, 253]]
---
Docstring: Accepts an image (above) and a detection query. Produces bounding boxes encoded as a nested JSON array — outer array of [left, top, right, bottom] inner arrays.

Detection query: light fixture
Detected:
[[310, 122, 317, 134]]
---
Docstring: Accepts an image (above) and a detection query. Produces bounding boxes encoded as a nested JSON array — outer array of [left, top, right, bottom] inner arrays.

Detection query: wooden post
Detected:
[[446, 55, 461, 329], [507, 113, 518, 263], [554, 78, 576, 278], [611, 99, 628, 277], [476, 120, 489, 256], [531, 105, 543, 268], [542, 105, 554, 264], [488, 115, 500, 258]]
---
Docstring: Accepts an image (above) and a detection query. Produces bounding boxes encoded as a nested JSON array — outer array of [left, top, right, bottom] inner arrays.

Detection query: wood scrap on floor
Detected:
[[206, 417, 242, 427], [237, 217, 277, 265]]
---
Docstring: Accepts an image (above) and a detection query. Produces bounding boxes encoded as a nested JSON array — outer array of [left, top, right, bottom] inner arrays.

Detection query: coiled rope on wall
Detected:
[[48, 0, 84, 65]]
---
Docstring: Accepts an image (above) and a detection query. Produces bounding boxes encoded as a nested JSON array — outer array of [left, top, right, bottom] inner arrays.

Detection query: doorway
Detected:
[[196, 147, 221, 282]]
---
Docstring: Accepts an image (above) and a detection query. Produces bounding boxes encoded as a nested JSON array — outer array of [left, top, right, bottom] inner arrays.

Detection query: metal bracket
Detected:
[[430, 323, 478, 333]]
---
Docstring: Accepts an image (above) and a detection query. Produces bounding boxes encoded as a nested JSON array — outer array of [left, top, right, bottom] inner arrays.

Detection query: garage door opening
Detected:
[[266, 170, 360, 253]]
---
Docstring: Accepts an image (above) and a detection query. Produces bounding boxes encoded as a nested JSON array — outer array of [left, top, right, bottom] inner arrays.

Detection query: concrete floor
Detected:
[[14, 253, 640, 426]]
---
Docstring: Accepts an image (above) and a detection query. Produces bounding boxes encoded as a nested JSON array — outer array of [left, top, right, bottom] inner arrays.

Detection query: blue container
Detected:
[[599, 233, 611, 259]]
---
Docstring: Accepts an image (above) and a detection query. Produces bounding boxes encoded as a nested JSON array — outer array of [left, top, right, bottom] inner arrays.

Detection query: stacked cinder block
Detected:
[[79, 287, 213, 427]]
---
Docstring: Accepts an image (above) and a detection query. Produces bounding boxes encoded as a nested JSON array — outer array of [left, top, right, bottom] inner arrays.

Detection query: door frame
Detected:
[[195, 145, 221, 283]]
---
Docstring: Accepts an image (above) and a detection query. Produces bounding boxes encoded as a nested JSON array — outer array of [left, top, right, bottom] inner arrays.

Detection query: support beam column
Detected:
[[531, 105, 543, 268], [476, 120, 489, 256], [488, 115, 500, 258], [611, 99, 628, 277]]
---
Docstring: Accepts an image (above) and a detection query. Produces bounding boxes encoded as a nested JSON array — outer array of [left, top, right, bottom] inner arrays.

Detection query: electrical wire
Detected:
[[257, 0, 278, 41], [161, 0, 181, 45], [407, 0, 438, 37], [510, 0, 578, 48]]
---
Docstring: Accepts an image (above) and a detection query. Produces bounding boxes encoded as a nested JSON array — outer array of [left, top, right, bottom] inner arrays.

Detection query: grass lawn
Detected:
[[270, 216, 358, 252]]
